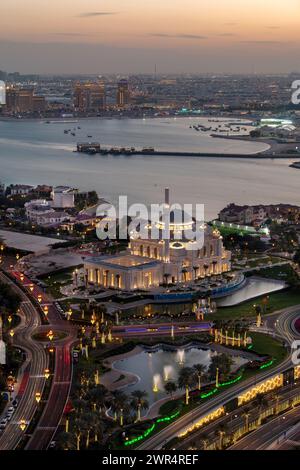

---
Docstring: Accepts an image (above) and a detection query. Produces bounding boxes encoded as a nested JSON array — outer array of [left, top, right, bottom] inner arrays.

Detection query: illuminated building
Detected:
[[73, 81, 106, 112], [84, 189, 231, 290], [5, 85, 46, 113], [117, 79, 130, 107]]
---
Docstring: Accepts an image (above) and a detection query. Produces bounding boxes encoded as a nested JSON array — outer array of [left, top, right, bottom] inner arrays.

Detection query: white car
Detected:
[[0, 419, 7, 429]]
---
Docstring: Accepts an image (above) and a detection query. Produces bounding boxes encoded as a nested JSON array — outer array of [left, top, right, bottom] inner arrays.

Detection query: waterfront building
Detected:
[[51, 186, 76, 209], [5, 85, 46, 113], [85, 189, 231, 291], [7, 184, 34, 196], [73, 81, 106, 112], [117, 79, 130, 107], [25, 199, 54, 222]]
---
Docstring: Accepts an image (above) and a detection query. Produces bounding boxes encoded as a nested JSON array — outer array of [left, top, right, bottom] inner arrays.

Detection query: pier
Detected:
[[76, 142, 298, 159]]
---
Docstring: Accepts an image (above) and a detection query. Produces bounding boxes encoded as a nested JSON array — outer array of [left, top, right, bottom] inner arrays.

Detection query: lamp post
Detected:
[[35, 392, 41, 404], [19, 419, 27, 432], [44, 368, 50, 380], [216, 368, 219, 388]]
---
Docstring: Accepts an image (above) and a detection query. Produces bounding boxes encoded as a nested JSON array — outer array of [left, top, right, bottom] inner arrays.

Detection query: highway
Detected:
[[137, 305, 300, 450], [229, 405, 300, 450], [0, 270, 76, 450], [0, 271, 48, 450]]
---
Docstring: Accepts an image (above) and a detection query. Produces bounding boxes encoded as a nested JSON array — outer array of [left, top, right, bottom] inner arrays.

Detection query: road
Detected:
[[0, 270, 76, 450], [12, 272, 77, 451], [229, 405, 300, 450], [137, 305, 300, 450], [0, 271, 48, 450]]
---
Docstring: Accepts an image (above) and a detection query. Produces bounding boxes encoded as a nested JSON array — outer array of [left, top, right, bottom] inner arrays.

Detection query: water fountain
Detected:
[[164, 365, 173, 382], [153, 374, 160, 392], [177, 349, 185, 365]]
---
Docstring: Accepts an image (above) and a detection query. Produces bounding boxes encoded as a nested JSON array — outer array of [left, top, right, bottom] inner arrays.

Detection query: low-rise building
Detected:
[[8, 184, 33, 196], [51, 186, 76, 208]]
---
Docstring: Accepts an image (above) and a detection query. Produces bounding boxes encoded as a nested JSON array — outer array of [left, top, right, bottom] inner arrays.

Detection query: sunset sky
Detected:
[[1, 0, 300, 74]]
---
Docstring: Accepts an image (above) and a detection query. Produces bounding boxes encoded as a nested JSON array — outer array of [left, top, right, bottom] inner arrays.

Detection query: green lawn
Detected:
[[211, 288, 300, 321], [250, 332, 286, 363]]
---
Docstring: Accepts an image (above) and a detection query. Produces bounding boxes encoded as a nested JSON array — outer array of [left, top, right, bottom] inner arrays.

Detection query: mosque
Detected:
[[84, 189, 231, 291]]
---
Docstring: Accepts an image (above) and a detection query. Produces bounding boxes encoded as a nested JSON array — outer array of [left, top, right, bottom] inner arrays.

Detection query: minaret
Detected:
[[0, 315, 6, 365], [164, 188, 170, 262]]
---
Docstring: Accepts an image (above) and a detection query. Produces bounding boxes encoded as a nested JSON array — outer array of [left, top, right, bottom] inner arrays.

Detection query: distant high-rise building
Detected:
[[5, 85, 45, 113], [117, 79, 130, 107], [73, 81, 106, 113]]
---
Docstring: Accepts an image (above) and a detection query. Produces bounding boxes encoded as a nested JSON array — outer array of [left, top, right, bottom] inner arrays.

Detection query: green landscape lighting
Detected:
[[200, 388, 218, 399], [259, 359, 275, 370], [218, 375, 242, 388], [124, 410, 181, 446]]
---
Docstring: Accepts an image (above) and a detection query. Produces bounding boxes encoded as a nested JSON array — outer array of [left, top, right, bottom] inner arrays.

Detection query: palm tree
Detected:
[[215, 424, 227, 450], [164, 381, 177, 399], [242, 407, 251, 433], [56, 431, 76, 450], [193, 364, 206, 391], [73, 417, 86, 450], [163, 273, 170, 285], [201, 432, 209, 451], [204, 264, 209, 277], [193, 266, 199, 281], [256, 393, 269, 425], [111, 390, 130, 426], [177, 367, 196, 405], [87, 384, 111, 414], [130, 390, 149, 422]]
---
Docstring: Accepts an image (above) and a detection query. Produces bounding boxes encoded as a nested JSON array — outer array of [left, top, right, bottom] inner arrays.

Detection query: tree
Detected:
[[164, 381, 177, 398], [193, 364, 206, 391], [130, 390, 149, 422], [255, 393, 269, 425], [208, 353, 232, 381], [178, 367, 197, 404], [56, 431, 76, 450], [111, 390, 130, 426], [86, 384, 111, 414]]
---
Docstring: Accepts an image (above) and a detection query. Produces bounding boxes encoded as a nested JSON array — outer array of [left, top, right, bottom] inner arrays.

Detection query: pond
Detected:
[[113, 346, 248, 408], [216, 277, 286, 307]]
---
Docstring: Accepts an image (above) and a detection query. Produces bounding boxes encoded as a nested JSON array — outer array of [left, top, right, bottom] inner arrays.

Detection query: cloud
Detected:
[[51, 33, 93, 37], [217, 33, 237, 37], [223, 22, 237, 26], [267, 26, 280, 30], [239, 40, 286, 45], [76, 12, 119, 18], [149, 33, 208, 39]]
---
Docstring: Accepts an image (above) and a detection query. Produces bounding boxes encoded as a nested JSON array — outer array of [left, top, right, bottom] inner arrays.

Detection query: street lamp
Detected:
[[67, 308, 72, 320], [43, 306, 49, 317], [19, 419, 27, 432], [37, 294, 42, 303], [47, 330, 54, 341], [29, 284, 34, 292], [35, 392, 41, 404], [44, 368, 50, 379], [9, 329, 15, 338]]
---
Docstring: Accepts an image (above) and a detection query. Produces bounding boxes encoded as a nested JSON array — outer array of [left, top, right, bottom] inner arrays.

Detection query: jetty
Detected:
[[76, 142, 299, 159]]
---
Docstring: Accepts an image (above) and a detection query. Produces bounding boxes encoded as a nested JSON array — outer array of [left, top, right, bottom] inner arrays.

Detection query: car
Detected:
[[6, 413, 13, 421], [0, 419, 7, 429], [7, 406, 14, 413], [12, 399, 18, 408]]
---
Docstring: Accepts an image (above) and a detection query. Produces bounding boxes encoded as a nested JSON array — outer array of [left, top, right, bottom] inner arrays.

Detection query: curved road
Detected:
[[137, 305, 300, 450], [0, 271, 48, 450]]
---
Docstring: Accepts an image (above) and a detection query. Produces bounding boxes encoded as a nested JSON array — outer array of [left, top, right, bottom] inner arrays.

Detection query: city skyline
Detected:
[[1, 0, 300, 74]]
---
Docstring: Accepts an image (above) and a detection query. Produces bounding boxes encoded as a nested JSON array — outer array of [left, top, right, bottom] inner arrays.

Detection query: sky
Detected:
[[1, 0, 300, 74]]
